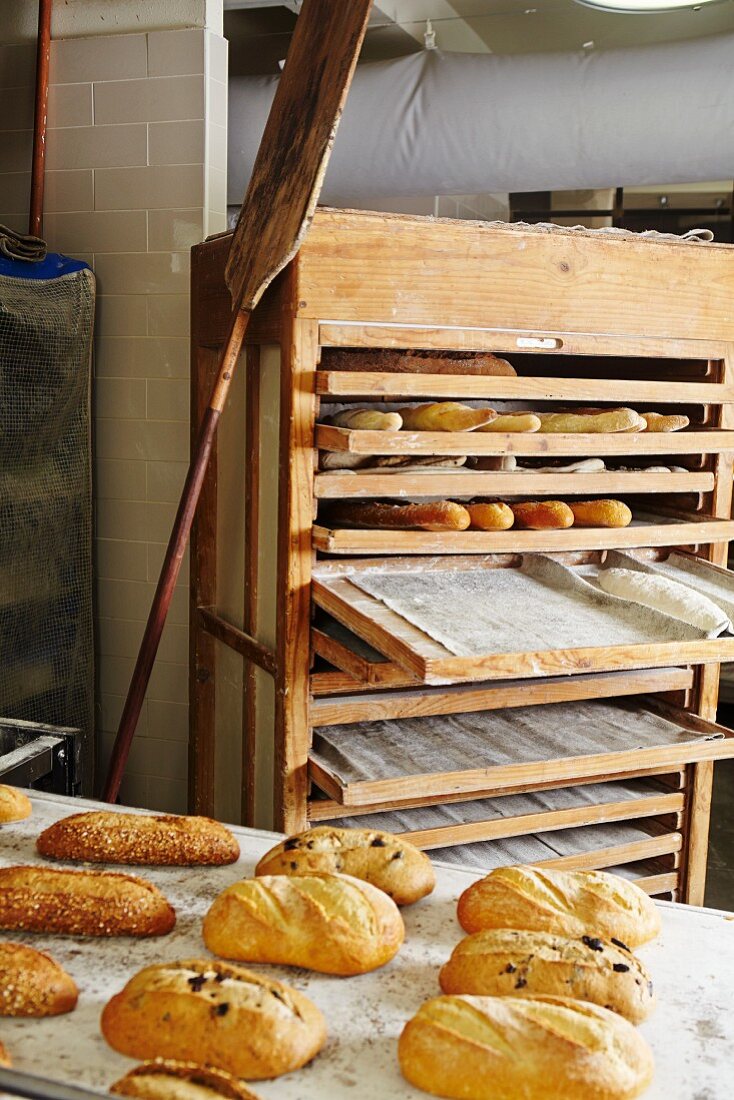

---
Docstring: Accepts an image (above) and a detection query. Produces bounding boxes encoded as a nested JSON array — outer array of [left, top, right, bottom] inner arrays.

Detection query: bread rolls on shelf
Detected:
[[328, 408, 404, 431], [327, 501, 471, 531], [398, 994, 654, 1100], [537, 409, 644, 434], [0, 784, 31, 823], [569, 500, 632, 528], [510, 501, 574, 529], [0, 865, 175, 937], [640, 412, 689, 433], [398, 402, 496, 432], [36, 811, 239, 867], [0, 1040, 10, 1067], [101, 960, 326, 1080], [323, 348, 517, 376], [0, 943, 78, 1017], [476, 412, 541, 433], [457, 866, 661, 948], [110, 1061, 262, 1100], [203, 872, 404, 975], [466, 503, 515, 530], [255, 826, 435, 905], [438, 929, 655, 1024]]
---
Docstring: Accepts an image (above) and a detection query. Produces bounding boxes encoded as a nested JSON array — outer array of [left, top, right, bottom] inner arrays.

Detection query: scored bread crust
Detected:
[[0, 865, 175, 937], [0, 1039, 10, 1066], [457, 866, 661, 948], [36, 811, 240, 867], [110, 1060, 261, 1100], [0, 785, 32, 824], [203, 872, 404, 975], [0, 943, 78, 1017], [397, 402, 496, 432], [438, 929, 655, 1024], [255, 826, 435, 905], [101, 959, 326, 1080], [398, 994, 654, 1100]]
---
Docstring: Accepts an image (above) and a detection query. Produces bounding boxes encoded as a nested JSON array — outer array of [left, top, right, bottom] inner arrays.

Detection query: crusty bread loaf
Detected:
[[398, 402, 496, 432], [255, 825, 435, 905], [327, 500, 470, 532], [329, 408, 404, 431], [0, 784, 32, 823], [537, 409, 644, 434], [438, 929, 655, 1024], [0, 865, 175, 937], [0, 1039, 10, 1066], [398, 994, 654, 1100], [0, 942, 78, 1017], [322, 348, 517, 376], [457, 866, 661, 948], [110, 1061, 261, 1100], [466, 502, 515, 530], [101, 960, 326, 1080], [569, 500, 632, 528], [641, 412, 689, 433], [319, 451, 371, 470], [203, 872, 404, 975], [36, 811, 239, 866], [477, 413, 541, 433], [510, 501, 574, 529]]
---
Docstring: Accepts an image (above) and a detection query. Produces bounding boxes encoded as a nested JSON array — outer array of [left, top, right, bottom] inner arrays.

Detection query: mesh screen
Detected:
[[0, 268, 94, 791]]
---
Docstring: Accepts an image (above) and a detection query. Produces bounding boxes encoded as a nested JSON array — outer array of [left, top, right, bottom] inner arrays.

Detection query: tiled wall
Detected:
[[0, 27, 228, 812]]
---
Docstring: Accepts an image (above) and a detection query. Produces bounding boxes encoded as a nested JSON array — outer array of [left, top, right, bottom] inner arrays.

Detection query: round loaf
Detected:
[[110, 1061, 261, 1100], [0, 942, 78, 1016], [399, 994, 654, 1100], [255, 825, 435, 905], [457, 866, 661, 948], [36, 811, 239, 866], [0, 785, 32, 824], [0, 1039, 10, 1066], [0, 865, 175, 937], [101, 959, 326, 1080], [439, 929, 655, 1024], [203, 872, 404, 975]]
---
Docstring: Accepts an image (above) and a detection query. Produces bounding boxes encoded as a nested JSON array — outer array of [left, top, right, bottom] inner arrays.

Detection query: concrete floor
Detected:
[[705, 751, 734, 911]]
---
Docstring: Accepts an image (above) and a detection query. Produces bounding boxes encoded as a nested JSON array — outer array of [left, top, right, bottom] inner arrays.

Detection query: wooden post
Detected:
[[29, 0, 52, 237], [242, 344, 261, 825]]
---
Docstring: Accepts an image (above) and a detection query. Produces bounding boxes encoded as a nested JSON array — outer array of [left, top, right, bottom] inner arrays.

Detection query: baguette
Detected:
[[101, 959, 326, 1080], [327, 500, 470, 532], [0, 942, 78, 1017], [569, 500, 632, 528], [537, 409, 643, 434], [398, 402, 496, 432], [322, 348, 517, 376], [457, 866, 661, 948], [328, 408, 403, 431], [438, 929, 655, 1024], [510, 501, 574, 529], [398, 994, 654, 1100], [0, 784, 31, 823], [255, 825, 435, 905], [36, 811, 239, 867], [110, 1061, 261, 1100], [0, 865, 175, 937], [476, 413, 541, 433], [203, 872, 404, 975], [466, 503, 515, 530], [641, 412, 689, 432], [0, 1040, 10, 1067]]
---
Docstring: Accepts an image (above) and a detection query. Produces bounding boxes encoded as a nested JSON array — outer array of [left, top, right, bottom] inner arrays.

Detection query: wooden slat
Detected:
[[311, 627, 372, 683], [199, 608, 277, 675], [311, 666, 417, 695], [530, 831, 682, 871], [634, 871, 679, 895]]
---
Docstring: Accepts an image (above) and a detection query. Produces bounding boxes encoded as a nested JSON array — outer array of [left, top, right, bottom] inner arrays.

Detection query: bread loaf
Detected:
[[0, 785, 32, 824], [319, 451, 371, 470], [373, 455, 468, 469], [0, 865, 175, 937], [398, 994, 654, 1100], [457, 866, 661, 948], [537, 409, 643, 434], [530, 458, 606, 473], [329, 408, 403, 431], [255, 825, 435, 905], [510, 501, 574, 529], [466, 503, 515, 530], [477, 413, 541, 433], [569, 500, 632, 528], [322, 348, 517, 376], [0, 1040, 10, 1067], [438, 929, 655, 1024], [110, 1061, 261, 1100], [398, 402, 496, 432], [598, 569, 729, 635], [0, 942, 78, 1017], [36, 811, 239, 866], [203, 872, 404, 975], [101, 960, 326, 1080], [641, 412, 689, 433], [327, 500, 470, 532]]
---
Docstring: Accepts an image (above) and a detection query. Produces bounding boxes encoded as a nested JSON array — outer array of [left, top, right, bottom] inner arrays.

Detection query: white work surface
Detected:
[[1, 792, 733, 1099]]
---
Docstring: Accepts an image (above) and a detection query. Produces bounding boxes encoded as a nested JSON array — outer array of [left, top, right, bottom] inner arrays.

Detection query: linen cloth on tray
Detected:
[[601, 550, 734, 629]]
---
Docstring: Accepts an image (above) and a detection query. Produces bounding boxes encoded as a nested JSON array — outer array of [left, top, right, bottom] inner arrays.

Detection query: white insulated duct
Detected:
[[228, 34, 734, 205]]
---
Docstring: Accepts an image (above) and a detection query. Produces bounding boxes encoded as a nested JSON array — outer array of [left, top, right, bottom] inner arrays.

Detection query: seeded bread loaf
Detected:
[[0, 942, 78, 1016], [36, 811, 239, 866], [110, 1061, 261, 1100], [0, 865, 175, 937], [255, 825, 435, 905], [438, 929, 655, 1024], [0, 1039, 10, 1066], [101, 960, 326, 1080], [0, 785, 32, 824], [203, 872, 404, 975], [457, 866, 661, 948], [398, 994, 654, 1100]]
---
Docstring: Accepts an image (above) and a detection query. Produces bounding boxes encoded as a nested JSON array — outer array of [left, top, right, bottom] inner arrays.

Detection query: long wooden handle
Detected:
[[103, 310, 249, 802], [29, 0, 52, 237]]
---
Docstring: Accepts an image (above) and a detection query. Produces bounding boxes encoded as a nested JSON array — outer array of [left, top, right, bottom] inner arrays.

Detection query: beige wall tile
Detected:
[[0, 172, 30, 214], [147, 777, 188, 814], [0, 130, 32, 175], [95, 458, 147, 500], [95, 295, 148, 338], [97, 500, 150, 542], [96, 538, 148, 582], [47, 123, 147, 171], [142, 737, 188, 780], [148, 700, 189, 742], [147, 502, 179, 544], [208, 123, 226, 172], [95, 164, 204, 211], [207, 166, 226, 214], [206, 33, 228, 84], [94, 252, 190, 295], [50, 34, 147, 85], [44, 211, 147, 254], [98, 617, 187, 665], [146, 460, 188, 503], [94, 75, 206, 125], [97, 578, 188, 624], [147, 209, 203, 251], [48, 83, 93, 128], [0, 44, 35, 88], [148, 119, 205, 166], [148, 663, 189, 706], [0, 87, 34, 131], [95, 337, 189, 379], [44, 169, 94, 212], [208, 77, 226, 128], [118, 773, 150, 809], [95, 378, 147, 420], [148, 28, 206, 78], [95, 418, 189, 462], [99, 695, 148, 737], [147, 294, 190, 337], [147, 380, 189, 422]]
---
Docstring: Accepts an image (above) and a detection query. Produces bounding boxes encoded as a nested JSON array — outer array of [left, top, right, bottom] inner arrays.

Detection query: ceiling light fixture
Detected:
[[575, 0, 720, 12]]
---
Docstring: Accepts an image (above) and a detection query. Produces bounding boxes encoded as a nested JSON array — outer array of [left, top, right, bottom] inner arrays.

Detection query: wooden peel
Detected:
[[103, 0, 373, 802]]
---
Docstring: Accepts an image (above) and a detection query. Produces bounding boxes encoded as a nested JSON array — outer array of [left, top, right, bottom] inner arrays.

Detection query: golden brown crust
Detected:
[[0, 942, 78, 1017], [457, 866, 661, 948], [255, 826, 435, 905], [641, 412, 689, 433], [0, 865, 175, 937], [537, 409, 644, 434], [510, 501, 575, 529], [466, 502, 515, 530], [0, 785, 32, 824], [36, 812, 239, 867], [328, 408, 403, 431], [0, 1039, 10, 1066], [110, 1061, 261, 1100], [327, 500, 470, 532], [477, 413, 541, 433], [569, 500, 633, 528], [101, 960, 326, 1080], [398, 403, 496, 432], [322, 348, 516, 376], [438, 929, 655, 1024]]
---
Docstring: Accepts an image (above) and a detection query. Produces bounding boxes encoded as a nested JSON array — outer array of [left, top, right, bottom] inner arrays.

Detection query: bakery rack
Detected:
[[190, 209, 734, 903]]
